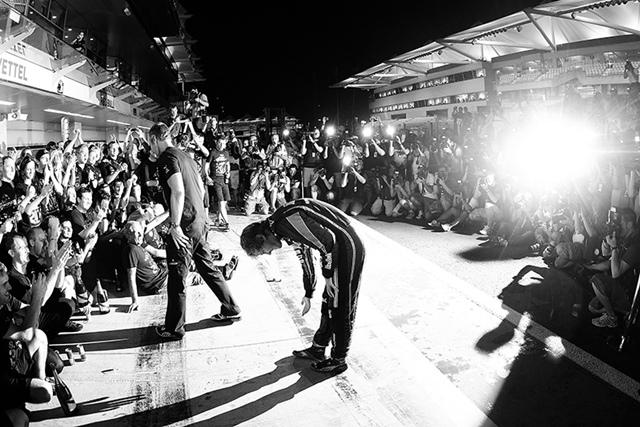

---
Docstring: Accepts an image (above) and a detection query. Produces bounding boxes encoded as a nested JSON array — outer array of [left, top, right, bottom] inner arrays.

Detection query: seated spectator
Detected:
[[443, 172, 500, 232], [391, 170, 420, 219], [268, 167, 291, 211], [122, 221, 168, 313], [338, 164, 367, 217], [415, 168, 441, 223], [4, 233, 79, 337], [587, 208, 640, 328], [370, 167, 397, 217], [66, 186, 110, 313], [0, 262, 56, 425]]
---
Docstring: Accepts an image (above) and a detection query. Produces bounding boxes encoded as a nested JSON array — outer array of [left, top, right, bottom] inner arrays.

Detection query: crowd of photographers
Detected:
[[235, 103, 640, 336]]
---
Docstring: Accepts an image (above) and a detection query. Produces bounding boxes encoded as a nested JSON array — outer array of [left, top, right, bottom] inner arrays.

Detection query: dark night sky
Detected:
[[181, 0, 542, 123]]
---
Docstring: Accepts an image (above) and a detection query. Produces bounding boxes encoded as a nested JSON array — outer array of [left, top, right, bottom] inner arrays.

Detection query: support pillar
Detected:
[[0, 117, 7, 154]]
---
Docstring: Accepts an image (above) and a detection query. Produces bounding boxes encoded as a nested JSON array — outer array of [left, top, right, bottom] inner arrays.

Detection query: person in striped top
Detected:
[[240, 198, 365, 374]]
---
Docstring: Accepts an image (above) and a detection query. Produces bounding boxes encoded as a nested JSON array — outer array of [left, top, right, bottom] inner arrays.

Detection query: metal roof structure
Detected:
[[151, 1, 204, 83], [333, 0, 640, 89]]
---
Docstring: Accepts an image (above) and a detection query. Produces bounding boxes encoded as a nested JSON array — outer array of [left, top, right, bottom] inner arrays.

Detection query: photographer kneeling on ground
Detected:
[[585, 207, 640, 328]]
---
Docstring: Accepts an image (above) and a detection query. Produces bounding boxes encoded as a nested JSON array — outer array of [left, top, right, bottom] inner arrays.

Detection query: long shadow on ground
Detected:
[[476, 266, 640, 426], [31, 356, 333, 426], [49, 318, 234, 352]]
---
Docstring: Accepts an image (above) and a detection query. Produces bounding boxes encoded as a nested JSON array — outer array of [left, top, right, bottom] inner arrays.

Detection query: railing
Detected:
[[496, 61, 640, 87]]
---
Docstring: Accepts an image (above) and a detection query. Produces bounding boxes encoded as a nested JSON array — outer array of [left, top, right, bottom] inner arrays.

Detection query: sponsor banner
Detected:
[[0, 49, 97, 105]]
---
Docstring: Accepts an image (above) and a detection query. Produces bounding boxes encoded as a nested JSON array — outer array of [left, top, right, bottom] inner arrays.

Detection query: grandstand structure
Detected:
[[333, 0, 640, 126], [0, 0, 202, 148]]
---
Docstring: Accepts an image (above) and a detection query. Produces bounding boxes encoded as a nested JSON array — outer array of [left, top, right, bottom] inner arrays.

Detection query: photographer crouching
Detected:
[[585, 207, 640, 328]]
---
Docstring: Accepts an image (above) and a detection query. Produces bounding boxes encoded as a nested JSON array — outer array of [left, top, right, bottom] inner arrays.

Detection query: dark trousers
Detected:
[[39, 290, 75, 338], [311, 231, 365, 360], [165, 234, 240, 336]]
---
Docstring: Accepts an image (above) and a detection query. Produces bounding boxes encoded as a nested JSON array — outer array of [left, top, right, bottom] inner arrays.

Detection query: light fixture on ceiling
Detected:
[[44, 108, 94, 119], [0, 100, 15, 106], [107, 119, 131, 126], [138, 125, 150, 130]]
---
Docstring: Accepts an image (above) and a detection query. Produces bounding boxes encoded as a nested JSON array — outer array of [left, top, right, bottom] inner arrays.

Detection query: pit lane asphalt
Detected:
[[27, 212, 640, 426], [359, 215, 640, 424]]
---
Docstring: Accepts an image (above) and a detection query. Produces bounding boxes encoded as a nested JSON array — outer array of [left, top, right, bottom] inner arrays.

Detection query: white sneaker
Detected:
[[591, 313, 618, 328], [441, 223, 451, 232]]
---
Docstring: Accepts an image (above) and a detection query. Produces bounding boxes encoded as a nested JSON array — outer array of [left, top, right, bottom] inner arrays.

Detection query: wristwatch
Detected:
[[169, 222, 180, 229]]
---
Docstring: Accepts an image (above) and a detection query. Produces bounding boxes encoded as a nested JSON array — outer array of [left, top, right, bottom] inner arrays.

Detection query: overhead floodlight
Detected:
[[385, 125, 396, 137], [107, 119, 131, 126], [282, 129, 290, 137], [362, 126, 373, 138], [44, 108, 94, 119], [325, 125, 336, 137]]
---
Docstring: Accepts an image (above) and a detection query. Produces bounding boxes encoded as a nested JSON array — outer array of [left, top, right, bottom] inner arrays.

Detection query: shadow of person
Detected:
[[476, 317, 517, 354], [476, 266, 640, 426], [29, 395, 146, 422], [76, 356, 332, 426], [49, 318, 234, 352], [191, 358, 333, 426], [476, 266, 546, 354]]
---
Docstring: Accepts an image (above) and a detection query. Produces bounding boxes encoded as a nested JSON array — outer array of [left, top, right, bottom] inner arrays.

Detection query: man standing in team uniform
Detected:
[[148, 123, 241, 341], [240, 198, 365, 374]]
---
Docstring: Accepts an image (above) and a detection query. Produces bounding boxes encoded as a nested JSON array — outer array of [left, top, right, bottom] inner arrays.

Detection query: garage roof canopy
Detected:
[[333, 0, 640, 89]]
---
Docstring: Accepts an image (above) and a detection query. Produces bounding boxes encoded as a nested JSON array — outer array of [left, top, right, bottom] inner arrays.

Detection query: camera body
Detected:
[[0, 199, 18, 223], [606, 207, 621, 237]]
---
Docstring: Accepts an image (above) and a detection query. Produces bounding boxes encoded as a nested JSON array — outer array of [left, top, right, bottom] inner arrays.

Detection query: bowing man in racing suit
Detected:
[[240, 198, 365, 374]]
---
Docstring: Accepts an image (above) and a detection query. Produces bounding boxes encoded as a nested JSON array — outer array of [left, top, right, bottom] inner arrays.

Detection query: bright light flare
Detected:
[[498, 116, 598, 189], [343, 152, 353, 167], [282, 129, 290, 137], [544, 335, 566, 360], [362, 126, 373, 138], [385, 125, 396, 137], [325, 125, 336, 137]]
